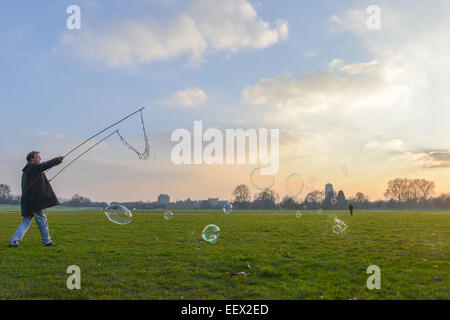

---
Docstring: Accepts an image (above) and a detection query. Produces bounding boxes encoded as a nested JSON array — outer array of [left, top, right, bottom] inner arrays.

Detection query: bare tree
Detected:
[[385, 178, 435, 209], [305, 190, 324, 203], [350, 192, 369, 209], [0, 184, 12, 202], [232, 184, 251, 209], [385, 178, 404, 208]]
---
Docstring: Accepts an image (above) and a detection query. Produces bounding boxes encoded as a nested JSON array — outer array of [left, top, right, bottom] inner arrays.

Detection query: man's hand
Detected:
[[58, 156, 64, 163]]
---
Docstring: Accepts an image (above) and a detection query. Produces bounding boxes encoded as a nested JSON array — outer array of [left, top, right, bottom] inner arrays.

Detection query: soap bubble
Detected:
[[285, 173, 305, 198], [317, 208, 323, 214], [333, 217, 348, 234], [333, 225, 342, 234], [202, 224, 220, 243], [331, 198, 337, 205], [296, 210, 302, 218], [164, 211, 174, 220], [105, 204, 132, 225], [223, 203, 233, 214], [303, 205, 307, 209], [250, 167, 275, 190], [341, 166, 349, 177]]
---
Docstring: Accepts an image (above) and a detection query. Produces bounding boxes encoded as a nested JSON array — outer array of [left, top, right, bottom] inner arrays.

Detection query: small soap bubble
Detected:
[[223, 203, 233, 214], [296, 210, 302, 218], [164, 211, 174, 220], [333, 225, 342, 234]]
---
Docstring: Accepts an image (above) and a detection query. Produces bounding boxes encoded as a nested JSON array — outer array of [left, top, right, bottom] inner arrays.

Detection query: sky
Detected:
[[1, 0, 450, 203]]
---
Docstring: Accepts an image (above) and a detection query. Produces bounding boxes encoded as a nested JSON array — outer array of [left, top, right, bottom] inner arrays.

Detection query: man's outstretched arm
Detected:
[[36, 157, 64, 172]]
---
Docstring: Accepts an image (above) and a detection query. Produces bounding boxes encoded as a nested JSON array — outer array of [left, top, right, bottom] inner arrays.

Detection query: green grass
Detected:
[[0, 210, 448, 300]]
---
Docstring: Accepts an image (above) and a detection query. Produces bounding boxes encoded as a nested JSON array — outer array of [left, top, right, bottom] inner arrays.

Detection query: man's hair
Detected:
[[26, 151, 40, 162]]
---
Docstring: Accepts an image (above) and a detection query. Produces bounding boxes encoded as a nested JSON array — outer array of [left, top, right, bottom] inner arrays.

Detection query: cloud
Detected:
[[188, 0, 288, 52], [58, 13, 207, 68], [363, 139, 405, 153], [162, 87, 207, 107], [57, 0, 288, 68], [391, 151, 450, 169], [241, 57, 412, 125]]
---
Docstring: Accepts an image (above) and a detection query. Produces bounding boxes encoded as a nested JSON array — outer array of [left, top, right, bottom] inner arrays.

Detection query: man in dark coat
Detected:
[[9, 151, 64, 247], [348, 204, 354, 216]]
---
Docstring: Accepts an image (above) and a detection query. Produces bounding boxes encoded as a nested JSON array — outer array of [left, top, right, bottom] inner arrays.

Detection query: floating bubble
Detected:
[[164, 211, 174, 220], [341, 166, 349, 177], [331, 197, 337, 205], [285, 173, 305, 198], [333, 225, 342, 234], [333, 217, 348, 234], [105, 204, 132, 225], [249, 167, 275, 190], [317, 208, 323, 214], [303, 205, 307, 209], [307, 197, 313, 203], [202, 224, 220, 243], [296, 210, 302, 218], [223, 203, 233, 214]]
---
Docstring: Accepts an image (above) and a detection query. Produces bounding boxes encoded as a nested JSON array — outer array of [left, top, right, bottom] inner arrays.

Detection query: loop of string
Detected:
[[116, 109, 152, 160]]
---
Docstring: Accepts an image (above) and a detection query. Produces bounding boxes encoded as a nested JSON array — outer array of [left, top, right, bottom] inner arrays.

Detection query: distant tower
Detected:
[[325, 183, 334, 199], [336, 190, 347, 209], [157, 194, 170, 207]]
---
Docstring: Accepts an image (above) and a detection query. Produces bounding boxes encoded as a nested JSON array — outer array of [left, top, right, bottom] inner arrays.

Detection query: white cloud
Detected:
[[363, 139, 404, 152], [189, 0, 288, 52], [57, 0, 288, 67], [163, 87, 207, 107], [241, 57, 413, 125]]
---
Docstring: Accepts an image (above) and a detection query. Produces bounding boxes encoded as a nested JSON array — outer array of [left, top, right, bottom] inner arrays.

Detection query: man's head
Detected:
[[26, 151, 41, 164]]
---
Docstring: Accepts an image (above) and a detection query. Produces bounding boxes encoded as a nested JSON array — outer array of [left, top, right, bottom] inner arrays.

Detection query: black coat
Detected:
[[21, 158, 62, 217]]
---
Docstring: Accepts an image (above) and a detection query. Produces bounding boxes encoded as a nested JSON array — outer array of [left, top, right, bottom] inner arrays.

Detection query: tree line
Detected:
[[1, 177, 450, 210]]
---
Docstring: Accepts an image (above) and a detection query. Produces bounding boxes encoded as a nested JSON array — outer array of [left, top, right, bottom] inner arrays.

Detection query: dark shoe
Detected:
[[42, 242, 57, 247], [9, 243, 20, 248]]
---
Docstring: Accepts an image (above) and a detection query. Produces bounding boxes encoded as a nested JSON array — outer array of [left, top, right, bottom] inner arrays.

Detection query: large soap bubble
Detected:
[[105, 204, 132, 225], [202, 224, 220, 243], [285, 173, 305, 198], [249, 167, 275, 190]]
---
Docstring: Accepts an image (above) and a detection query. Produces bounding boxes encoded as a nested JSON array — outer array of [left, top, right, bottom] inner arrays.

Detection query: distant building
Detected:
[[208, 198, 219, 207], [157, 194, 170, 207], [325, 183, 335, 199], [336, 190, 348, 209]]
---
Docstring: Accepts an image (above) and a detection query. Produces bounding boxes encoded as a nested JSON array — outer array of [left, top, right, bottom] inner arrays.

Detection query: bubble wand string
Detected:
[[63, 107, 145, 158], [48, 130, 118, 182]]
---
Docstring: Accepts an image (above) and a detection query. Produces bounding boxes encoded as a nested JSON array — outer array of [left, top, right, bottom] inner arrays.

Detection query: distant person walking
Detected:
[[9, 151, 64, 247], [348, 204, 354, 216]]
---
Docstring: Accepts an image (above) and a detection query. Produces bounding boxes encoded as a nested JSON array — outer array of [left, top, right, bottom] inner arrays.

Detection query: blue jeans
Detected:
[[10, 210, 52, 245]]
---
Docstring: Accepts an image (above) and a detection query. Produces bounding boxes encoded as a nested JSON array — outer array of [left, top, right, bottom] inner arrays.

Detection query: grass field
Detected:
[[0, 210, 448, 300]]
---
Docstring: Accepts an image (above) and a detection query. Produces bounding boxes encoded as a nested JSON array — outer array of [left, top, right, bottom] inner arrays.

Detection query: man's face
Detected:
[[31, 153, 41, 164]]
